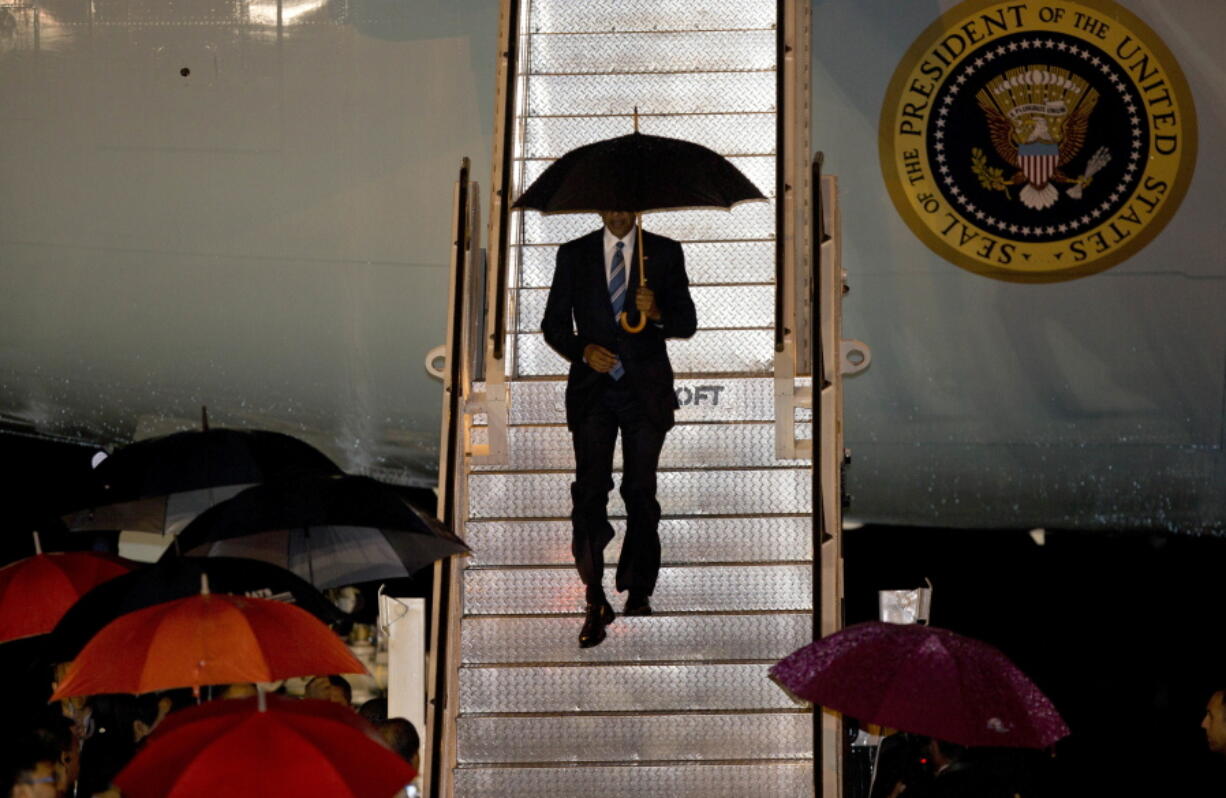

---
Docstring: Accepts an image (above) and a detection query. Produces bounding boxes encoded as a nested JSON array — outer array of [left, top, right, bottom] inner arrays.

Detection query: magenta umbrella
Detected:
[[769, 621, 1069, 749]]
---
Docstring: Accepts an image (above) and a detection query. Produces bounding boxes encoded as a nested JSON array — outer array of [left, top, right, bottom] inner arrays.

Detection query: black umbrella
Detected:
[[46, 556, 346, 662], [513, 127, 766, 332], [63, 429, 342, 536], [166, 475, 470, 589]]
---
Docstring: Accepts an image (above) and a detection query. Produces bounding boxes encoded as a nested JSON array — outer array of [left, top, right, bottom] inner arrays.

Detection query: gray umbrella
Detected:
[[165, 474, 469, 589]]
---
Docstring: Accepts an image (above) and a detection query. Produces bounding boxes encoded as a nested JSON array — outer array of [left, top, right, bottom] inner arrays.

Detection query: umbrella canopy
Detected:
[[63, 428, 342, 535], [513, 129, 765, 333], [169, 474, 469, 589], [51, 589, 363, 699], [47, 556, 345, 662], [0, 550, 134, 643], [114, 694, 416, 798], [512, 131, 765, 215], [770, 621, 1069, 749]]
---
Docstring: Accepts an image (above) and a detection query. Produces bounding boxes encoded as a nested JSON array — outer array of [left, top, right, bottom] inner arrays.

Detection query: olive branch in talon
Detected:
[[971, 147, 1012, 199]]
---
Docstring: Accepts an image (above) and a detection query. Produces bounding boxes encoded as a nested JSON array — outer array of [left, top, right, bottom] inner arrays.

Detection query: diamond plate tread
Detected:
[[463, 516, 811, 567], [526, 29, 776, 75], [472, 377, 811, 425], [516, 240, 777, 288], [524, 71, 778, 116], [515, 285, 776, 332], [526, 2, 776, 35], [468, 468, 810, 519], [523, 113, 776, 160], [460, 612, 811, 665], [455, 763, 813, 798], [463, 564, 812, 616], [519, 188, 774, 244], [471, 422, 810, 471], [456, 711, 810, 764], [459, 662, 795, 714], [515, 329, 775, 377]]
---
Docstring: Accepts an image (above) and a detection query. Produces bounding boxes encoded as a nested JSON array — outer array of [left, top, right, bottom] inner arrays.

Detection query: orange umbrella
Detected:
[[0, 535, 134, 643], [114, 694, 415, 798], [51, 579, 363, 698]]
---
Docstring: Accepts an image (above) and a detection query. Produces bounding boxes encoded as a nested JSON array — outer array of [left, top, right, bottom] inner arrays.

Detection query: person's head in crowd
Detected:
[[304, 675, 352, 706], [131, 693, 174, 743], [49, 664, 89, 737], [375, 718, 421, 773], [27, 710, 75, 795], [2, 733, 62, 798], [73, 695, 139, 797], [1202, 688, 1226, 756], [74, 691, 183, 797], [358, 697, 388, 725], [218, 683, 257, 700], [927, 738, 967, 775]]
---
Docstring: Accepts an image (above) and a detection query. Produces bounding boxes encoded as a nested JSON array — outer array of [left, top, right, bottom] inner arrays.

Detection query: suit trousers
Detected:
[[570, 378, 667, 599]]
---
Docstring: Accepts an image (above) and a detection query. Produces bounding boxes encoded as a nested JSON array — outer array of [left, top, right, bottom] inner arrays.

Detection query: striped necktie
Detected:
[[608, 241, 625, 380]]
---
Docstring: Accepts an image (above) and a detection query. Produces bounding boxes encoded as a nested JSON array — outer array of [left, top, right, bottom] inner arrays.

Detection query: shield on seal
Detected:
[[1018, 142, 1059, 187]]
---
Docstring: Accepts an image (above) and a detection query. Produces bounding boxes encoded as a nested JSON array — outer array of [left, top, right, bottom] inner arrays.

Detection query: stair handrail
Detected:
[[425, 157, 482, 798]]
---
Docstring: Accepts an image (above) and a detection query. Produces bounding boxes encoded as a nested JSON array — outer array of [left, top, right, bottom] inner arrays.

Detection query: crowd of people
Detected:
[[855, 689, 1226, 798], [1, 671, 419, 798]]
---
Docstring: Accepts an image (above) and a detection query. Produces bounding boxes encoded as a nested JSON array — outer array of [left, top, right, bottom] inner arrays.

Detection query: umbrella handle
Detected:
[[619, 311, 647, 333], [619, 215, 649, 334]]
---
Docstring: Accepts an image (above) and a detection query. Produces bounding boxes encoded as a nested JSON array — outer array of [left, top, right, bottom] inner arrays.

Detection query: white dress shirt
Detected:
[[601, 225, 662, 329], [603, 225, 636, 290]]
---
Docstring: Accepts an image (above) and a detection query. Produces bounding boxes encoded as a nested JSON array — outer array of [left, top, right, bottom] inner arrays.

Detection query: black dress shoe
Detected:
[[622, 593, 652, 616], [578, 601, 615, 648]]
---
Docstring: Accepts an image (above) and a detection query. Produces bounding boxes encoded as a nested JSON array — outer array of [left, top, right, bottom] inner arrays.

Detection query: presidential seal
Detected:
[[880, 0, 1197, 281]]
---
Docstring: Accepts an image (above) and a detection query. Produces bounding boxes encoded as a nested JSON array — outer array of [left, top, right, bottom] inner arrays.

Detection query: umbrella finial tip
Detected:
[[32, 531, 42, 555], [200, 573, 210, 595]]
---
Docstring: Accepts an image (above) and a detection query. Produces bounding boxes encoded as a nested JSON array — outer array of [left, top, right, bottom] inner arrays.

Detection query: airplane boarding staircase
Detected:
[[424, 2, 867, 795]]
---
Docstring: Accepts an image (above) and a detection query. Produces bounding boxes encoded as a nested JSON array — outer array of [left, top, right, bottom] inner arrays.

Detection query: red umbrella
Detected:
[[51, 583, 363, 698], [770, 621, 1069, 748], [115, 694, 416, 798], [0, 537, 133, 643]]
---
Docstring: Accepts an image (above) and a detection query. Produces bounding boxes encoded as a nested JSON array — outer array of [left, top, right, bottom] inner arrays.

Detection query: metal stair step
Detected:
[[462, 564, 812, 616], [460, 612, 810, 665], [471, 421, 811, 471], [453, 762, 813, 798], [463, 516, 812, 568], [456, 711, 811, 764], [523, 70, 777, 119], [473, 377, 812, 425], [459, 662, 796, 714], [517, 1, 776, 35], [468, 468, 811, 519]]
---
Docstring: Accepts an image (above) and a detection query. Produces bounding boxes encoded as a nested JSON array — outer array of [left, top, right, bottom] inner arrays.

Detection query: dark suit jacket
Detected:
[[542, 228, 697, 432]]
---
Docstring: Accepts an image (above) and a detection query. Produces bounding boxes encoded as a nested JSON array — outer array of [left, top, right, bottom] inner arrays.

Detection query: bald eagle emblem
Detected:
[[973, 66, 1110, 210]]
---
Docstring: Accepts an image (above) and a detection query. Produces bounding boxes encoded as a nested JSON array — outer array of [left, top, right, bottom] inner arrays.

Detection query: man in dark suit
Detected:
[[542, 210, 697, 648]]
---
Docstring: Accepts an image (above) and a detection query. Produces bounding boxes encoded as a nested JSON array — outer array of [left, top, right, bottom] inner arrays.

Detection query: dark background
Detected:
[[845, 524, 1226, 796]]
